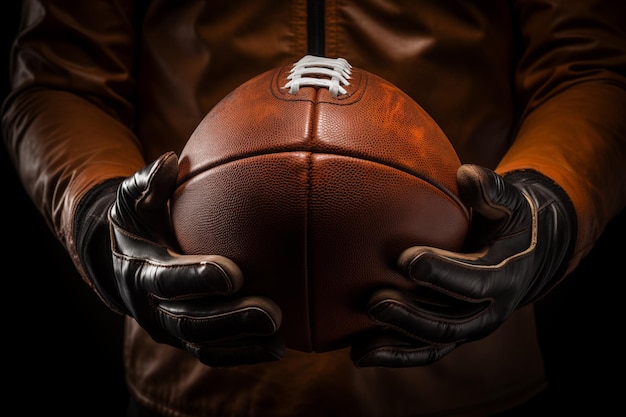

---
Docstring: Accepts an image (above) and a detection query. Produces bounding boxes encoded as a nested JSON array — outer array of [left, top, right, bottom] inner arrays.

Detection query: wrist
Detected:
[[504, 169, 577, 304], [74, 178, 128, 314]]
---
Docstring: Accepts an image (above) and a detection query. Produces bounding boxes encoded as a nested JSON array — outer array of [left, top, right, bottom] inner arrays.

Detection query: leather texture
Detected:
[[2, 0, 625, 416], [351, 166, 576, 367], [171, 60, 470, 352], [109, 152, 285, 366]]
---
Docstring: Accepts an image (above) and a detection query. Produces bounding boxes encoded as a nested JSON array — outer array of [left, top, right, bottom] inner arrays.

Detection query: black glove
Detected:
[[351, 164, 576, 367], [74, 151, 284, 367]]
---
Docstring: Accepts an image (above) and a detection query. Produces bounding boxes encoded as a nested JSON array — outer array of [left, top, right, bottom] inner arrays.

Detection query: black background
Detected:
[[2, 1, 623, 415], [2, 2, 128, 415]]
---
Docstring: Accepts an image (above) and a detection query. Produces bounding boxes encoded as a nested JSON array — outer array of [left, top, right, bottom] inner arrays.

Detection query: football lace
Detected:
[[284, 55, 352, 98]]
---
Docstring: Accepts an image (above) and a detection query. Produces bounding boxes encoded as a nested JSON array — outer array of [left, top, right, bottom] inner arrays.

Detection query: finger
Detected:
[[139, 151, 179, 211], [350, 329, 457, 368], [113, 152, 178, 218], [184, 336, 286, 367], [156, 296, 283, 342], [399, 245, 505, 299], [116, 249, 246, 297], [111, 152, 179, 241], [457, 164, 513, 221], [366, 288, 489, 343]]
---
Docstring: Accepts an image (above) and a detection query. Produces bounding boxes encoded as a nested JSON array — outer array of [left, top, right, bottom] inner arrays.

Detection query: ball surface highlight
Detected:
[[171, 55, 469, 352]]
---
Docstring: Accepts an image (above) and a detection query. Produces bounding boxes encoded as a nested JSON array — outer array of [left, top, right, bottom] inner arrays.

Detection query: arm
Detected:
[[2, 0, 144, 285], [351, 0, 626, 367], [499, 0, 626, 267], [2, 0, 284, 366]]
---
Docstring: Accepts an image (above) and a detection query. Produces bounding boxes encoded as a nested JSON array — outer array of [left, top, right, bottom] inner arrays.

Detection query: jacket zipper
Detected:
[[307, 0, 325, 56]]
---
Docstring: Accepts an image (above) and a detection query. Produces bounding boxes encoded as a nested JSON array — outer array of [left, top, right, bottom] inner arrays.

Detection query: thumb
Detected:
[[456, 164, 526, 248], [457, 164, 511, 221], [111, 151, 179, 243]]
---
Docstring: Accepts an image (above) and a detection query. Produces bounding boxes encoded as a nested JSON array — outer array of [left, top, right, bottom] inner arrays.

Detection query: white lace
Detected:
[[283, 55, 352, 98]]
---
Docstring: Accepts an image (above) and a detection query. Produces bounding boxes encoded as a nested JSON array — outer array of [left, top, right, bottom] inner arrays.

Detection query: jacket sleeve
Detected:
[[496, 0, 626, 272], [1, 0, 146, 285]]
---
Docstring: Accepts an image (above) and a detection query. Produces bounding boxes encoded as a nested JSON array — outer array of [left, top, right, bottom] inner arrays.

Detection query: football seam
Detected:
[[179, 150, 468, 217]]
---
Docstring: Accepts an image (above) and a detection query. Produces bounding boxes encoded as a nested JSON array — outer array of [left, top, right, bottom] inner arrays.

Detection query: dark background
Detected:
[[2, 1, 623, 415], [2, 2, 128, 415]]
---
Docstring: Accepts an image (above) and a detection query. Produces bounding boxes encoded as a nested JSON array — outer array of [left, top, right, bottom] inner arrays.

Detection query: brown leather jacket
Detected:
[[3, 0, 626, 416]]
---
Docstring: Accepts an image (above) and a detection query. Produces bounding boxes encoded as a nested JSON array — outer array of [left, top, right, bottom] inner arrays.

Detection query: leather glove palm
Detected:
[[351, 165, 576, 367], [75, 152, 284, 367]]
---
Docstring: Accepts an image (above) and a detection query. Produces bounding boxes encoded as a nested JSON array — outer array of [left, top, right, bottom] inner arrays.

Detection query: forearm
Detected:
[[497, 81, 626, 270], [2, 88, 144, 281]]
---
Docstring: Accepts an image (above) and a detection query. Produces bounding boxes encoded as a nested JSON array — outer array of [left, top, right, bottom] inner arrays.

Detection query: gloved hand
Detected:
[[351, 164, 577, 367], [74, 151, 284, 367]]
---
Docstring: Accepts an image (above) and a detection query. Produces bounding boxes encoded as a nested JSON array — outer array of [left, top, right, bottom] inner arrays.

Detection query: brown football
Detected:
[[170, 55, 470, 353]]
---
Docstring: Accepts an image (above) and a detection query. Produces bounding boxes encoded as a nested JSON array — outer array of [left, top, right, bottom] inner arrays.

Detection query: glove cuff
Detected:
[[504, 169, 578, 304], [74, 178, 128, 314]]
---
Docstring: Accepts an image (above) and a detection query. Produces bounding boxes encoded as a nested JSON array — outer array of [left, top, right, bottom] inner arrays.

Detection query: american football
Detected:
[[170, 55, 470, 352]]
